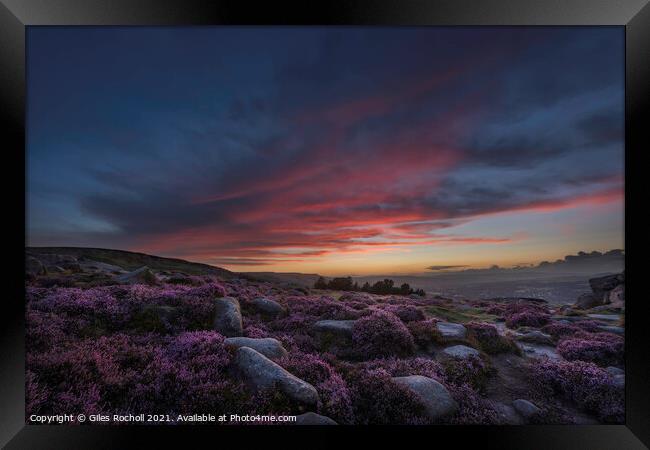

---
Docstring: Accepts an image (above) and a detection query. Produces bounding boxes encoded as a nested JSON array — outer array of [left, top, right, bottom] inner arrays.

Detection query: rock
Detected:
[[213, 297, 243, 337], [516, 330, 554, 345], [590, 273, 623, 297], [115, 266, 158, 285], [436, 322, 467, 340], [232, 347, 319, 408], [517, 343, 561, 360], [313, 320, 355, 349], [606, 284, 625, 309], [575, 293, 602, 309], [586, 314, 620, 322], [442, 344, 480, 359], [606, 366, 624, 376], [612, 373, 625, 389], [512, 399, 541, 419], [598, 325, 624, 335], [294, 412, 338, 425], [224, 337, 288, 360], [26, 256, 46, 276], [392, 375, 458, 420], [250, 297, 285, 318]]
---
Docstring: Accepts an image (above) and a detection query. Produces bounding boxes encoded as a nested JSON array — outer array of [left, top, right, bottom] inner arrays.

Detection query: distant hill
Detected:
[[27, 247, 235, 278]]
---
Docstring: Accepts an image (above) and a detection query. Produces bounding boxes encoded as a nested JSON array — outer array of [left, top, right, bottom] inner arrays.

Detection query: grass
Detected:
[[426, 305, 497, 323]]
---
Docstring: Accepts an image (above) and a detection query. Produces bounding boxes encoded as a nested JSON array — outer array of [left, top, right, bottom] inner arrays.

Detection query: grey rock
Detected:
[[512, 399, 541, 419], [575, 293, 602, 309], [250, 297, 285, 317], [115, 266, 158, 285], [232, 347, 319, 407], [442, 345, 480, 359], [586, 314, 621, 322], [294, 412, 338, 425], [590, 273, 623, 296], [516, 330, 554, 345], [606, 284, 625, 308], [392, 375, 458, 420], [613, 374, 625, 389], [313, 320, 356, 335], [214, 297, 243, 337], [598, 325, 624, 335], [436, 322, 467, 340], [313, 320, 356, 350], [606, 366, 624, 376], [224, 337, 288, 360]]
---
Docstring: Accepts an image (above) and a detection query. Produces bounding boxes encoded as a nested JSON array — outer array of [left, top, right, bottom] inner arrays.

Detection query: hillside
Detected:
[[26, 247, 235, 278]]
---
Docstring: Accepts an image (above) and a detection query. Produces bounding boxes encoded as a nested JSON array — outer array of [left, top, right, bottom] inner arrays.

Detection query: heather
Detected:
[[556, 332, 624, 366], [528, 359, 624, 422], [25, 253, 625, 425], [350, 310, 415, 359]]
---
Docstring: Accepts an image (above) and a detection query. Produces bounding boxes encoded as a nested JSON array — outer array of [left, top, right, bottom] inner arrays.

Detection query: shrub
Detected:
[[442, 355, 494, 391], [351, 311, 415, 359], [382, 304, 425, 323], [279, 351, 354, 424], [506, 311, 550, 329], [445, 383, 499, 425], [556, 332, 624, 366], [360, 357, 445, 381], [407, 319, 442, 349], [345, 368, 428, 424], [466, 322, 519, 355], [528, 359, 623, 423]]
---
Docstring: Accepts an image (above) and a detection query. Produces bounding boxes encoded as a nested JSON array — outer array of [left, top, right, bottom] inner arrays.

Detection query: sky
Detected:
[[26, 27, 624, 275]]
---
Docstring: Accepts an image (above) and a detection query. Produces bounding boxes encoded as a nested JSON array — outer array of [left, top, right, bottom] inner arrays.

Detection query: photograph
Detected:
[[25, 26, 626, 426]]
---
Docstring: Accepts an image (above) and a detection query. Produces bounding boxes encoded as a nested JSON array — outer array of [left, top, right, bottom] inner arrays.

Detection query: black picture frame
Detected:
[[2, 1, 648, 448]]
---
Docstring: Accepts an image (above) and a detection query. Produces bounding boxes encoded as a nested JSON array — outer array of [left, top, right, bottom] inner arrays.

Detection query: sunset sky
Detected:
[[27, 27, 624, 275]]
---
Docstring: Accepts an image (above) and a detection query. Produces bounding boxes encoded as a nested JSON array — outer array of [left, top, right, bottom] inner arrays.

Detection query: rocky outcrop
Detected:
[[294, 412, 338, 425], [442, 344, 480, 359], [214, 297, 243, 337], [575, 273, 624, 310], [249, 297, 285, 318], [436, 322, 467, 340], [232, 347, 319, 408], [224, 337, 288, 360], [512, 399, 541, 419], [115, 266, 159, 285], [392, 375, 458, 420]]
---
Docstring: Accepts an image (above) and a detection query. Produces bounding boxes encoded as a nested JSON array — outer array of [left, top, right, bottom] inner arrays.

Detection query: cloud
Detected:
[[27, 28, 624, 269], [427, 265, 469, 271]]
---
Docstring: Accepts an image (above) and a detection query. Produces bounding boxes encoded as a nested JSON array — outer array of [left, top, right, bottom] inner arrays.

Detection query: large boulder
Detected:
[[214, 297, 243, 337], [313, 320, 356, 349], [249, 297, 285, 318], [590, 273, 624, 297], [512, 399, 541, 419], [392, 375, 458, 420], [115, 266, 158, 285], [575, 273, 624, 310], [224, 337, 288, 360], [606, 284, 625, 309], [436, 322, 467, 340], [575, 293, 602, 309], [442, 344, 480, 359], [232, 347, 319, 408], [294, 412, 338, 425]]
